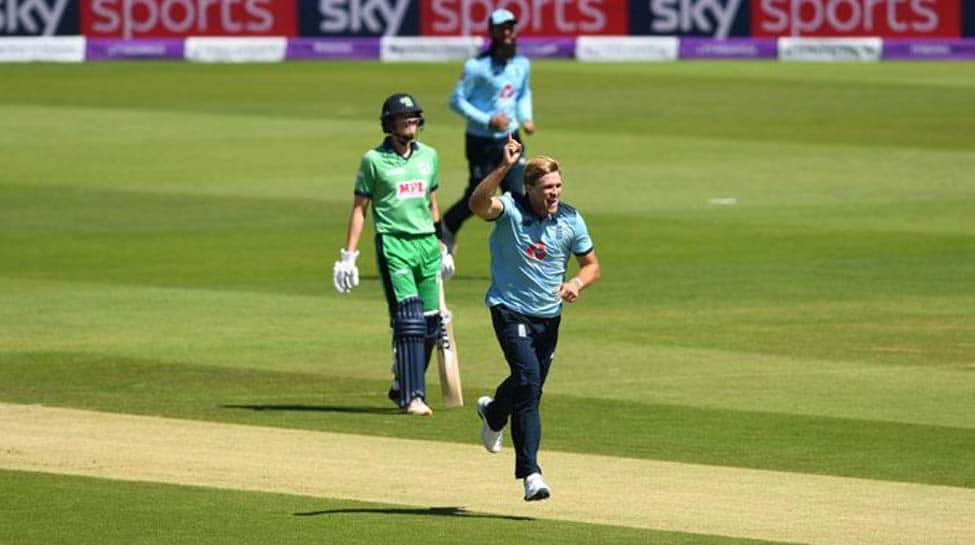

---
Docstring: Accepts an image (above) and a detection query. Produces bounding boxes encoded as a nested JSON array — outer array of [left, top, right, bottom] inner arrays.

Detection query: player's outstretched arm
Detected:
[[469, 134, 521, 220]]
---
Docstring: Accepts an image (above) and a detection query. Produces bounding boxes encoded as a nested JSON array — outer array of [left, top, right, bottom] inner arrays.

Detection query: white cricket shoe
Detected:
[[523, 472, 550, 502], [402, 397, 433, 417], [476, 396, 503, 453]]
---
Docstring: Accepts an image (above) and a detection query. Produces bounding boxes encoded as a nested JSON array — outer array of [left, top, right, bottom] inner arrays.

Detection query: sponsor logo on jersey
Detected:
[[397, 180, 426, 199], [525, 242, 547, 260], [499, 83, 514, 99]]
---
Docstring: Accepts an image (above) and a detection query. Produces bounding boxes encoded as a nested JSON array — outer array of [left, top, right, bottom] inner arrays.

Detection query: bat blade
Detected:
[[436, 275, 463, 408]]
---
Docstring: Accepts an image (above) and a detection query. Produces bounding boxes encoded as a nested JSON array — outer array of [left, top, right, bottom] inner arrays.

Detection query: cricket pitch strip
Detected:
[[1, 402, 972, 545]]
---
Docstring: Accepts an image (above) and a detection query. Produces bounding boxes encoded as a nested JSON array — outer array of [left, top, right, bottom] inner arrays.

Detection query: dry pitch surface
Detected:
[[2, 403, 973, 545]]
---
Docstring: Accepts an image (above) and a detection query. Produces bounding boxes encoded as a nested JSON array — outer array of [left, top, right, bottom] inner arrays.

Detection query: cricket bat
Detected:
[[436, 274, 463, 408]]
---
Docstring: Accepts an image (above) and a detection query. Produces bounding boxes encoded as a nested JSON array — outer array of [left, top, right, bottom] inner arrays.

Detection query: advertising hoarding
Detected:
[[287, 36, 382, 57], [629, 0, 750, 38], [86, 37, 183, 58], [751, 0, 962, 38], [883, 37, 975, 58], [679, 36, 777, 57], [297, 0, 420, 36], [81, 0, 297, 38], [420, 0, 628, 36], [1, 0, 79, 35], [964, 0, 974, 36], [3, 0, 974, 57]]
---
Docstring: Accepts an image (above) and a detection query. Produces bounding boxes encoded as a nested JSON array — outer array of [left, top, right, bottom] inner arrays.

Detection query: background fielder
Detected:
[[468, 135, 600, 501], [333, 93, 454, 417], [441, 8, 535, 254]]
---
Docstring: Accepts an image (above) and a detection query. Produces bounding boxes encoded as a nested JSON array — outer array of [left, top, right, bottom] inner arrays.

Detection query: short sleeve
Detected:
[[353, 154, 373, 197], [429, 149, 440, 193], [491, 192, 514, 222], [571, 212, 593, 256]]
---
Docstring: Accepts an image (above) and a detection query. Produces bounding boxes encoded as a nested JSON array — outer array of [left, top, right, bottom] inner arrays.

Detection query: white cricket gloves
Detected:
[[334, 246, 454, 294], [440, 246, 455, 281], [333, 249, 359, 293]]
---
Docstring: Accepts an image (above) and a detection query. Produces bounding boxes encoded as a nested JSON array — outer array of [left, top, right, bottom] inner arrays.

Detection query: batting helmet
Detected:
[[380, 93, 424, 133]]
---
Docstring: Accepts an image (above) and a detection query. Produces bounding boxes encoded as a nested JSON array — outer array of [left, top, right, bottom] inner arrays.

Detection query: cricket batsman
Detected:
[[333, 93, 455, 416]]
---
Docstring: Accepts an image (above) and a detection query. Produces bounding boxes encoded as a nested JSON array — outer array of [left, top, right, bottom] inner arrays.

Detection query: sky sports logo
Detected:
[[0, 0, 77, 35], [753, 0, 960, 37], [422, 0, 627, 36], [80, 0, 295, 38], [308, 0, 967, 38], [634, 0, 961, 38], [2, 0, 968, 38], [646, 0, 745, 38], [313, 0, 412, 35]]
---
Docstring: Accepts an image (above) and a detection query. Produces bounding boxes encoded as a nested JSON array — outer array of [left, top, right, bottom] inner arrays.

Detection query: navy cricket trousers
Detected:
[[442, 131, 525, 236], [484, 304, 561, 479]]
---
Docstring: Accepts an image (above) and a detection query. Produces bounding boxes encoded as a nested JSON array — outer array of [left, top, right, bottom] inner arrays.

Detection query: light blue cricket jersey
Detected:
[[450, 52, 533, 139], [486, 192, 594, 318]]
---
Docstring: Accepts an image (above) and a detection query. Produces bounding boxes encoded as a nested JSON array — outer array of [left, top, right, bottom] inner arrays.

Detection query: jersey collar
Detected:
[[513, 192, 558, 224], [382, 137, 419, 158]]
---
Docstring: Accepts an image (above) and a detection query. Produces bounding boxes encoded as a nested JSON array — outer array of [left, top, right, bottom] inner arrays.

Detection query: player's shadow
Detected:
[[294, 506, 533, 521], [222, 404, 397, 415]]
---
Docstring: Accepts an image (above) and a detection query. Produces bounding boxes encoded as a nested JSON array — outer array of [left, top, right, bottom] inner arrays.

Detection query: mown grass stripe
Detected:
[[1, 354, 972, 488], [3, 403, 973, 545], [0, 469, 788, 545]]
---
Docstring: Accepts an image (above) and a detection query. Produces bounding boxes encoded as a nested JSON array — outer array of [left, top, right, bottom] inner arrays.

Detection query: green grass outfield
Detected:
[[2, 60, 974, 544]]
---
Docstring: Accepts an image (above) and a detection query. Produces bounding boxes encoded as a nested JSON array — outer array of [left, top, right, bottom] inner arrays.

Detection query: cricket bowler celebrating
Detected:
[[469, 134, 600, 501], [333, 93, 455, 417]]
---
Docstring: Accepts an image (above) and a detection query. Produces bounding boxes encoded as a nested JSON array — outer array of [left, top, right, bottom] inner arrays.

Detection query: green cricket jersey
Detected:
[[354, 138, 439, 236]]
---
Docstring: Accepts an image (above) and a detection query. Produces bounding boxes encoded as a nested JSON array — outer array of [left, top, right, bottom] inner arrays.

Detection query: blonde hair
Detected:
[[523, 155, 560, 187]]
